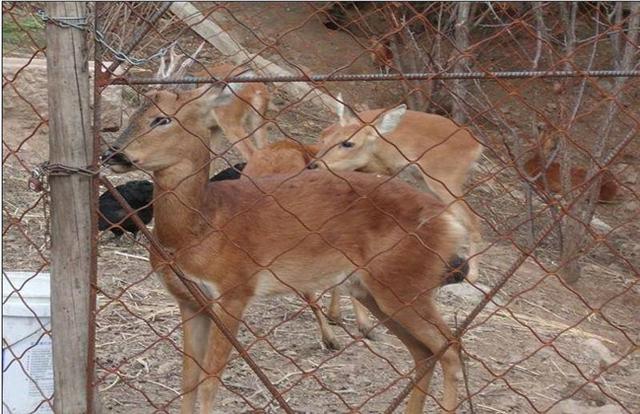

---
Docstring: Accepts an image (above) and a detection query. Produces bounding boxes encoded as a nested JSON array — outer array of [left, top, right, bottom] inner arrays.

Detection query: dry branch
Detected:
[[452, 2, 471, 124], [169, 2, 337, 112]]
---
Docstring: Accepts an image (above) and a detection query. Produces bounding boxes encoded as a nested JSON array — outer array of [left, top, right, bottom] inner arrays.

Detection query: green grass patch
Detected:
[[3, 13, 45, 50]]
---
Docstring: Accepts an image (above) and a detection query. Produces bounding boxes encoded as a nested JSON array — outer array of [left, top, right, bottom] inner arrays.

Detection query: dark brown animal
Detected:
[[523, 154, 618, 202]]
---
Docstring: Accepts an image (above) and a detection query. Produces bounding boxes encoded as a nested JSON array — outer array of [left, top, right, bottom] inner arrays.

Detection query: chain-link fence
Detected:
[[3, 2, 639, 413]]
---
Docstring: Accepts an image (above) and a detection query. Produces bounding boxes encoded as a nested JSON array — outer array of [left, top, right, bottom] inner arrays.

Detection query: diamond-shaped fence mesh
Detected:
[[3, 2, 639, 414]]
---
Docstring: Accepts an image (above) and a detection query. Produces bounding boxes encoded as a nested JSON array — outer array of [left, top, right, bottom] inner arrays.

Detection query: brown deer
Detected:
[[102, 79, 465, 413], [242, 139, 377, 349], [313, 96, 484, 283], [244, 139, 469, 349], [140, 46, 378, 349], [522, 135, 619, 203]]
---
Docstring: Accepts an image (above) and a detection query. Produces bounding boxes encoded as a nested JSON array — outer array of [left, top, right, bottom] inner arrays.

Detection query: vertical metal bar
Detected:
[[87, 2, 103, 413]]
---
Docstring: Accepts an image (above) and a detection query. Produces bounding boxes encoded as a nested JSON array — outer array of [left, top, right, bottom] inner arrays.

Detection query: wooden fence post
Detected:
[[45, 2, 97, 413]]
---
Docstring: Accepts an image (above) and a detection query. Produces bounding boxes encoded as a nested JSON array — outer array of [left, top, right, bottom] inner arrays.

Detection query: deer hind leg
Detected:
[[326, 287, 343, 323], [350, 296, 377, 340], [363, 278, 461, 413], [197, 292, 251, 414], [355, 293, 437, 414], [178, 301, 211, 414], [395, 300, 461, 413], [305, 292, 341, 350]]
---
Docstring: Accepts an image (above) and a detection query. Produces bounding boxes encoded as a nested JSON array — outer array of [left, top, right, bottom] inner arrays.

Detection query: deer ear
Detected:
[[205, 81, 246, 108], [372, 104, 406, 136], [335, 93, 357, 126]]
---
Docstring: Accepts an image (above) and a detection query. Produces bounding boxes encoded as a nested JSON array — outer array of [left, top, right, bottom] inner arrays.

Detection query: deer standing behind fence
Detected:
[[314, 97, 484, 283], [189, 61, 270, 165], [242, 139, 379, 349], [522, 132, 619, 203], [102, 65, 466, 412]]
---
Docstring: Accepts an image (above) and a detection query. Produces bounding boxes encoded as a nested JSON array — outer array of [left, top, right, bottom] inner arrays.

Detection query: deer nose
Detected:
[[100, 146, 131, 166], [307, 161, 319, 170]]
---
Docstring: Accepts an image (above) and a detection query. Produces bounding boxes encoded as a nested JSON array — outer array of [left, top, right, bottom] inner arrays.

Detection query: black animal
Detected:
[[98, 163, 247, 239], [209, 162, 246, 182], [98, 180, 154, 238]]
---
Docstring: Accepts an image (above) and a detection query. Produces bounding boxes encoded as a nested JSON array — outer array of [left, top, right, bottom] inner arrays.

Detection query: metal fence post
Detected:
[[45, 2, 97, 413]]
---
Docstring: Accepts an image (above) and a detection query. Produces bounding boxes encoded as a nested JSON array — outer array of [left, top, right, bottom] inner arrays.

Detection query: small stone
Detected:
[[272, 96, 287, 107], [583, 338, 618, 369], [437, 282, 499, 310], [590, 216, 612, 233]]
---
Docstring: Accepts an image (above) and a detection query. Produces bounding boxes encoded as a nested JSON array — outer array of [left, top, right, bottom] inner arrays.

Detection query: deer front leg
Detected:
[[327, 287, 343, 324], [350, 296, 377, 340], [305, 292, 341, 350], [197, 292, 250, 414], [178, 301, 211, 414]]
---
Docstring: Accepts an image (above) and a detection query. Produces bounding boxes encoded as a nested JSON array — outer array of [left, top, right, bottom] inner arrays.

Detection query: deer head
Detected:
[[315, 94, 406, 171], [101, 43, 247, 174]]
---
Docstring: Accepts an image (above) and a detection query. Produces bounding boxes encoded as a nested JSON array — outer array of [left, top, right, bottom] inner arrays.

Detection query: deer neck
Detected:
[[373, 138, 418, 175], [151, 157, 212, 247]]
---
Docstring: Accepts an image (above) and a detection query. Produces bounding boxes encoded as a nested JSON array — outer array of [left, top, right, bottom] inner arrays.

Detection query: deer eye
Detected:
[[340, 141, 355, 148], [150, 116, 171, 128]]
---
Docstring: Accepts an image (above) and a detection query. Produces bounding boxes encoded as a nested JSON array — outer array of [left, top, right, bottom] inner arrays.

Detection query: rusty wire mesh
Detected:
[[3, 2, 640, 414], [3, 2, 54, 413]]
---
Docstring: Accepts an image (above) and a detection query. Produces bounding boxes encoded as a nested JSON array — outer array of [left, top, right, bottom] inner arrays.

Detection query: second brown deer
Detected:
[[314, 96, 484, 283], [190, 61, 270, 162], [242, 139, 378, 349], [522, 135, 619, 203]]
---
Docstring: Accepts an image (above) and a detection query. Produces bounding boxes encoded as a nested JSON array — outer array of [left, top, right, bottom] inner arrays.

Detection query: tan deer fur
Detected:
[[191, 63, 270, 163], [104, 83, 465, 413], [243, 139, 376, 349], [316, 98, 484, 282]]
